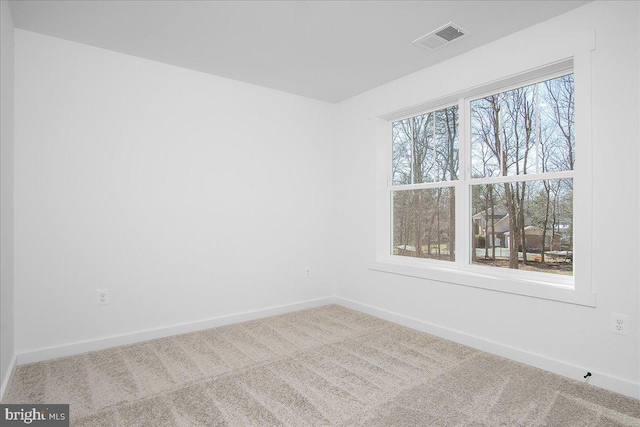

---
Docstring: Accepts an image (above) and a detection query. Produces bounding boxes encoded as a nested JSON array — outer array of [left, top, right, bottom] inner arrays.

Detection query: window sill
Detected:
[[369, 258, 596, 307]]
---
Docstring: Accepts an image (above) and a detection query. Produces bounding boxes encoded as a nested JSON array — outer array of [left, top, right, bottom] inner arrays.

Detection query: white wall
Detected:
[[335, 1, 640, 397], [9, 0, 639, 400], [13, 30, 337, 355], [1, 0, 16, 397]]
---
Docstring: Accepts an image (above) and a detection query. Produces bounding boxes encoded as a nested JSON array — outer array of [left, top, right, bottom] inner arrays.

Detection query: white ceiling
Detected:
[[8, 1, 591, 103]]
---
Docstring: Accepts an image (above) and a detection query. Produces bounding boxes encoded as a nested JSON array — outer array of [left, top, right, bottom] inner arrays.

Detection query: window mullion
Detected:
[[457, 97, 469, 268], [469, 170, 575, 185], [469, 170, 574, 186]]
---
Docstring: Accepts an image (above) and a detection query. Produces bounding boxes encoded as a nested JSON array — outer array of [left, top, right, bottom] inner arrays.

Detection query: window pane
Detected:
[[392, 119, 412, 185], [471, 179, 573, 275], [470, 74, 574, 178], [392, 106, 459, 185], [539, 75, 575, 172], [414, 113, 435, 183], [434, 107, 460, 181], [392, 187, 455, 261]]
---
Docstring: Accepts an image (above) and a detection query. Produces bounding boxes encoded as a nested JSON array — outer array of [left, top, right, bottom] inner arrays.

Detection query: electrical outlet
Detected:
[[96, 289, 110, 305], [304, 267, 311, 278], [610, 313, 629, 336]]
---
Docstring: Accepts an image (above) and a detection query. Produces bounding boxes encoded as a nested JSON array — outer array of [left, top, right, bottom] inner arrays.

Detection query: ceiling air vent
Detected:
[[413, 22, 467, 50]]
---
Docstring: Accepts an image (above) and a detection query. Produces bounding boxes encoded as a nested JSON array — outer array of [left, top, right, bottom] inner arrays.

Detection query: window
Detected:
[[391, 105, 458, 262], [469, 74, 574, 276], [376, 59, 594, 306]]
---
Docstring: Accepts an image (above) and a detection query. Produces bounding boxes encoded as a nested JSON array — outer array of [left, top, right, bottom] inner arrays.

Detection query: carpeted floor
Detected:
[[3, 305, 640, 426]]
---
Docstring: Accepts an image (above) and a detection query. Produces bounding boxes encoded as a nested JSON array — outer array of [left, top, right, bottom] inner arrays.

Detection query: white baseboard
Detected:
[[17, 296, 336, 366], [0, 353, 17, 401], [12, 295, 639, 400], [335, 297, 640, 400]]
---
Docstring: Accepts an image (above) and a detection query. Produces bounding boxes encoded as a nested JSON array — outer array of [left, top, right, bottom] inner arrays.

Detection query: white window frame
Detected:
[[372, 56, 595, 307]]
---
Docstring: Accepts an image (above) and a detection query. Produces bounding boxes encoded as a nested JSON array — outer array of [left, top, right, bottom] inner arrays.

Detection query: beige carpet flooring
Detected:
[[3, 305, 640, 426]]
